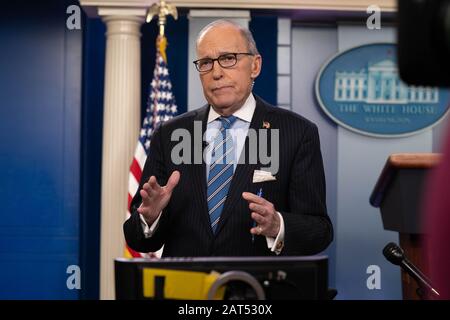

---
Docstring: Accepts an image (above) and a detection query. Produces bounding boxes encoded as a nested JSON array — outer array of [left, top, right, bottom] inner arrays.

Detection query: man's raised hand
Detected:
[[137, 170, 180, 225]]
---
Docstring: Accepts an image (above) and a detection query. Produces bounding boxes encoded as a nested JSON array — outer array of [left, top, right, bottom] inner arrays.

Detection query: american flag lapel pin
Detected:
[[262, 121, 270, 129]]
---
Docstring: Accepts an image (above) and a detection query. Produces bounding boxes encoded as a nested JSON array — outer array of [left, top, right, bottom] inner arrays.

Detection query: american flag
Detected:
[[125, 36, 178, 258]]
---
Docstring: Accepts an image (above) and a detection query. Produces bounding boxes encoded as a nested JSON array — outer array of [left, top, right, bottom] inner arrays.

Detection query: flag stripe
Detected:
[[128, 177, 139, 203], [135, 142, 147, 170], [127, 194, 133, 212], [130, 159, 142, 183]]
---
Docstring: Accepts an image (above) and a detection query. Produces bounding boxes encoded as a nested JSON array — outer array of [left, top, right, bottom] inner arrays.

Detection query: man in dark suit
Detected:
[[124, 19, 333, 257]]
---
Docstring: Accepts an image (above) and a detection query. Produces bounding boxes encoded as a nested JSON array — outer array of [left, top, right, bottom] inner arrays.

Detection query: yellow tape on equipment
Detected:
[[142, 268, 225, 300]]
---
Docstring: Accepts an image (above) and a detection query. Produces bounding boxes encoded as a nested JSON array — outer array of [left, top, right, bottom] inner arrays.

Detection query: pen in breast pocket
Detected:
[[252, 188, 263, 243]]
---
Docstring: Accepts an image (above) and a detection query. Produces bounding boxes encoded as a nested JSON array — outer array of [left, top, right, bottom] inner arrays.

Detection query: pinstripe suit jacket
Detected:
[[124, 95, 333, 257]]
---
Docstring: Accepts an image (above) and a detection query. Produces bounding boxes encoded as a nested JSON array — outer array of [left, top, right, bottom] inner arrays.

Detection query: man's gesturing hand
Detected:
[[137, 171, 180, 225], [242, 191, 280, 238]]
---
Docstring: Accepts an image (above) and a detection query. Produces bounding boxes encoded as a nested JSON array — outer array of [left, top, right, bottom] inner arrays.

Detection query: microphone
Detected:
[[383, 242, 440, 298]]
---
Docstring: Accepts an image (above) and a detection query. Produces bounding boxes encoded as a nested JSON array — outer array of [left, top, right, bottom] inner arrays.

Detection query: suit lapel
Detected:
[[215, 96, 270, 236], [190, 105, 214, 239]]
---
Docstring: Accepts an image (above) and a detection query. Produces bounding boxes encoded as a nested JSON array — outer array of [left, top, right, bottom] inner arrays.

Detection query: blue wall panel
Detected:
[[0, 1, 81, 299], [250, 15, 277, 106], [79, 16, 105, 300]]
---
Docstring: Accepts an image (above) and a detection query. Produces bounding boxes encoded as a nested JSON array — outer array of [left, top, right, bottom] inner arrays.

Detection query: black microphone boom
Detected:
[[383, 242, 440, 298]]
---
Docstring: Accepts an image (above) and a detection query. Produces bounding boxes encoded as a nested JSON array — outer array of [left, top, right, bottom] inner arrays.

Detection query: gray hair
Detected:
[[196, 19, 260, 55]]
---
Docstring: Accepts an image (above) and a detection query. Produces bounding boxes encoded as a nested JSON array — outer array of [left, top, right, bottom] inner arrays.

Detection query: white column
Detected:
[[100, 14, 144, 300]]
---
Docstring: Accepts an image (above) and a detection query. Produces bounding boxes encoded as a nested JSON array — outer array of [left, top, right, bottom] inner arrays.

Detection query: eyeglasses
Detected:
[[193, 52, 254, 72]]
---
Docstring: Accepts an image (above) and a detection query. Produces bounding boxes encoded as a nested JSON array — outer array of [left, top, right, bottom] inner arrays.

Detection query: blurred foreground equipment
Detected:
[[397, 0, 450, 87]]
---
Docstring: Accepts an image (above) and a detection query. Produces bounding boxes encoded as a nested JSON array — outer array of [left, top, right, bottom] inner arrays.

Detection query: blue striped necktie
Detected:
[[207, 115, 237, 234]]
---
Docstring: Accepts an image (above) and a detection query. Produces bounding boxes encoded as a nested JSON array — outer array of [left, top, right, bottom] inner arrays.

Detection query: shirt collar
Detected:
[[207, 93, 256, 124]]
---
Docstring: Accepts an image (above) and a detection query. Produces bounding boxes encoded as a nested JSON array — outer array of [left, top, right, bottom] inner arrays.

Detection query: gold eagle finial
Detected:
[[146, 0, 178, 36]]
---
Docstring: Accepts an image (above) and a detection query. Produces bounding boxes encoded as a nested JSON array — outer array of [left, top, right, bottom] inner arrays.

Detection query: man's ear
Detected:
[[250, 54, 262, 79]]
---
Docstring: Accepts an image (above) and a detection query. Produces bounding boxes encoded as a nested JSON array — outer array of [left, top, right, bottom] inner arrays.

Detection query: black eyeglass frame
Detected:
[[193, 52, 255, 72]]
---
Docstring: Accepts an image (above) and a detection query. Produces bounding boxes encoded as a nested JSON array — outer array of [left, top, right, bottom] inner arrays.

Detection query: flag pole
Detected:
[[146, 0, 178, 63]]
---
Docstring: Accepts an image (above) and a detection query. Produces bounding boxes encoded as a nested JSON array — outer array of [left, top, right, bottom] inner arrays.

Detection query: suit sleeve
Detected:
[[123, 123, 171, 253], [280, 123, 333, 255]]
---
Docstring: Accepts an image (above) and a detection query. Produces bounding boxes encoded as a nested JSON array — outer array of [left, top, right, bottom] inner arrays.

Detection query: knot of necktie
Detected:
[[219, 115, 237, 129]]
